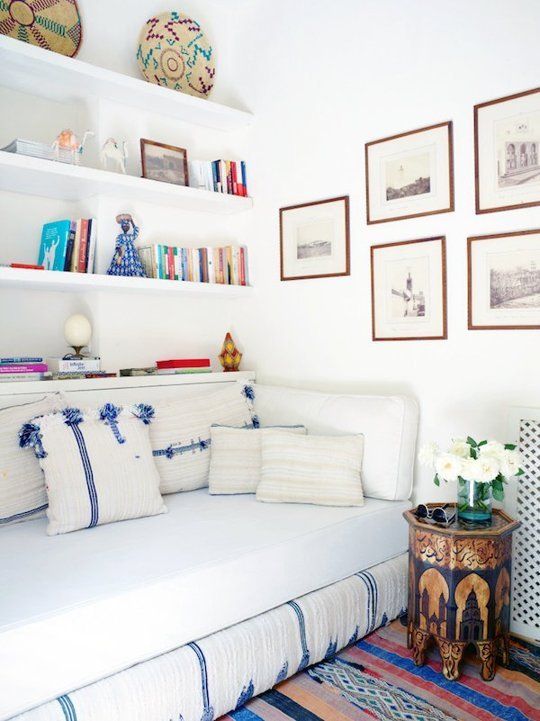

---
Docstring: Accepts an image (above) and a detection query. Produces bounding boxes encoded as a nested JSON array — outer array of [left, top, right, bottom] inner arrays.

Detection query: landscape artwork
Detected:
[[371, 236, 446, 341], [475, 88, 540, 213], [280, 196, 349, 281], [385, 152, 431, 201], [140, 139, 189, 186], [366, 122, 453, 223], [468, 229, 540, 329]]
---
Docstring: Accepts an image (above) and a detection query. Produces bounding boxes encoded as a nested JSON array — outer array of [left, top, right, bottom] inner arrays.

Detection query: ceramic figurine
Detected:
[[107, 214, 146, 277], [100, 138, 128, 174], [51, 129, 94, 164], [218, 332, 242, 372]]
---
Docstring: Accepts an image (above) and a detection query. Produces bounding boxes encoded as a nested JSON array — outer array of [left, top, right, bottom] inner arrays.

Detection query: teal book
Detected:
[[38, 220, 71, 271]]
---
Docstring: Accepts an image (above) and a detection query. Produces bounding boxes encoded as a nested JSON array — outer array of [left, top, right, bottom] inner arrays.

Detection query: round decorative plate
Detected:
[[0, 0, 82, 57], [137, 11, 215, 99]]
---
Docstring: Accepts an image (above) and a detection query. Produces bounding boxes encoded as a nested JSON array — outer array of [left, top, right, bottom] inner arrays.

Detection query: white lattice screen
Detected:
[[512, 418, 540, 642]]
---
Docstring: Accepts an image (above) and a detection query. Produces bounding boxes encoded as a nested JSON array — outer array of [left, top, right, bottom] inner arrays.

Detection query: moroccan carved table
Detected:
[[404, 505, 520, 681]]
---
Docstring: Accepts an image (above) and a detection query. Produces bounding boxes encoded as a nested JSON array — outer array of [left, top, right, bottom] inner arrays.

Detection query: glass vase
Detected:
[[457, 478, 493, 526]]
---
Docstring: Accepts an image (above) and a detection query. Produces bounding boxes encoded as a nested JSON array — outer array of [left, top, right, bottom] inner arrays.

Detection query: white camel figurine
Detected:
[[100, 138, 128, 174], [51, 130, 94, 164]]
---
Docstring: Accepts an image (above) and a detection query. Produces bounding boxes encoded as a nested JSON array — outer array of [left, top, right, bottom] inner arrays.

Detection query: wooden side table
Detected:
[[404, 505, 520, 681]]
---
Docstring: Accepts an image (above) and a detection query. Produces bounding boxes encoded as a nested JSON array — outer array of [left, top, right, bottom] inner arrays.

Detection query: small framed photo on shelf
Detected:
[[365, 122, 454, 224], [475, 87, 540, 214], [279, 196, 350, 281], [468, 229, 540, 330], [140, 139, 189, 186], [371, 236, 447, 341]]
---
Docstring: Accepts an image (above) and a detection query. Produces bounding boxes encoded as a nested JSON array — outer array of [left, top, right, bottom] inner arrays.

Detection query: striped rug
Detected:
[[220, 619, 540, 721]]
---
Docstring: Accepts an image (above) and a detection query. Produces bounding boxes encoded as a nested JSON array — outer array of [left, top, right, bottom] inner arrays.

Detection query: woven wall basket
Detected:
[[0, 0, 82, 57], [136, 11, 215, 99]]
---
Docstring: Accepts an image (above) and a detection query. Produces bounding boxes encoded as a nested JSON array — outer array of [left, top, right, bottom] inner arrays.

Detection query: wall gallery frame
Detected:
[[365, 122, 454, 224], [279, 196, 350, 281], [475, 87, 540, 214], [468, 229, 540, 330], [371, 236, 447, 341], [140, 138, 189, 186]]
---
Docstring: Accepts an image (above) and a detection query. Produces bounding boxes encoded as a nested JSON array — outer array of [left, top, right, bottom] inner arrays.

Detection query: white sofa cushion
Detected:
[[208, 425, 306, 495], [252, 384, 418, 500], [20, 404, 166, 535], [256, 432, 364, 506], [150, 382, 257, 494], [0, 394, 64, 526]]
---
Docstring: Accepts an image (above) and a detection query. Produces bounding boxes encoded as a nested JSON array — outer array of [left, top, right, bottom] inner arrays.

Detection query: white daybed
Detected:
[[0, 381, 418, 721]]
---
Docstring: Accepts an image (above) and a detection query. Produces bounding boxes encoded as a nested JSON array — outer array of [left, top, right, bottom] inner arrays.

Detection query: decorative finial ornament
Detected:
[[219, 332, 242, 372]]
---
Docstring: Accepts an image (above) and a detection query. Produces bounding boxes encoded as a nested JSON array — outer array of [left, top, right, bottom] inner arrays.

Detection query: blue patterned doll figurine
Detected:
[[107, 214, 146, 277]]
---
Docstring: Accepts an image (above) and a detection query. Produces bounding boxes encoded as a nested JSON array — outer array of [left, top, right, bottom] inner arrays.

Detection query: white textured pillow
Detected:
[[150, 383, 257, 494], [208, 425, 306, 495], [0, 394, 64, 526], [256, 432, 365, 507], [20, 404, 166, 535]]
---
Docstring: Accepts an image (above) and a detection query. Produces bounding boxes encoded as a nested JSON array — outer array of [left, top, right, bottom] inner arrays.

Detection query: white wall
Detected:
[[0, 0, 250, 369], [227, 0, 540, 503]]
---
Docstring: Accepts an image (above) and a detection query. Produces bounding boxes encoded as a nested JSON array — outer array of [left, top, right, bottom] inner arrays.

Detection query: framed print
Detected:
[[468, 229, 540, 330], [371, 236, 447, 341], [475, 87, 540, 214], [365, 121, 454, 224], [140, 139, 189, 186], [280, 196, 350, 281]]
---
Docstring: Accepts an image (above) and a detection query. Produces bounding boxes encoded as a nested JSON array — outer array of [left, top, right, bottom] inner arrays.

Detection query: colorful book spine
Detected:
[[77, 218, 89, 273], [0, 363, 48, 373], [0, 357, 43, 364], [86, 218, 97, 274], [156, 358, 210, 369], [38, 219, 71, 271], [0, 372, 44, 382]]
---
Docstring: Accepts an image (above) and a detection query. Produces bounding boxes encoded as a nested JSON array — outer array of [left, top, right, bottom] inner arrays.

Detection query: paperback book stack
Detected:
[[44, 357, 115, 381], [0, 357, 48, 382], [188, 159, 248, 196], [2, 138, 79, 165], [138, 245, 248, 286], [38, 219, 97, 273], [120, 358, 211, 376]]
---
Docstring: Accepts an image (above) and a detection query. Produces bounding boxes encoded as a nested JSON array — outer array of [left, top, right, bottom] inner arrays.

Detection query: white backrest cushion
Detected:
[[252, 384, 418, 500]]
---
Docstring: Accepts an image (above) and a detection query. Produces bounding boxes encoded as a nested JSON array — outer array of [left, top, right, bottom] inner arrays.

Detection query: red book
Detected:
[[156, 358, 211, 369], [168, 247, 175, 280], [77, 219, 89, 273], [231, 161, 238, 195], [10, 263, 44, 270]]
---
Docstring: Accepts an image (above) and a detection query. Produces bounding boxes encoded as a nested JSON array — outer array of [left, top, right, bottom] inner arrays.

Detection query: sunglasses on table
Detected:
[[415, 503, 456, 526]]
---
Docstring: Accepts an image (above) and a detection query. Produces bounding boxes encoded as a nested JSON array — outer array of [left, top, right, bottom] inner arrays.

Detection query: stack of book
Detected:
[[37, 219, 97, 273], [188, 159, 248, 196], [44, 357, 114, 381], [2, 138, 79, 165], [138, 245, 248, 286], [0, 357, 48, 382], [120, 358, 211, 376]]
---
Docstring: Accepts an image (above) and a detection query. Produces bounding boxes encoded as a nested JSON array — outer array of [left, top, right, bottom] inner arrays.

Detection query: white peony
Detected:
[[479, 440, 505, 461], [462, 456, 499, 482], [499, 449, 521, 478], [435, 453, 462, 482], [449, 439, 471, 459], [418, 442, 439, 468]]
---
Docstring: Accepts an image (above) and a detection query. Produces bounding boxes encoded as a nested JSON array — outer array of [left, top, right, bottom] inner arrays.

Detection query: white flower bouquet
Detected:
[[419, 436, 523, 523]]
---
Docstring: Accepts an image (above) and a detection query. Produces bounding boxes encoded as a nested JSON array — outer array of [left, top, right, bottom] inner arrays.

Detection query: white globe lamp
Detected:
[[64, 314, 92, 359]]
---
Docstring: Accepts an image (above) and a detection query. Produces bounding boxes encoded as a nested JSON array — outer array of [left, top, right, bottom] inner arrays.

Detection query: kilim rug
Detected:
[[220, 618, 540, 721]]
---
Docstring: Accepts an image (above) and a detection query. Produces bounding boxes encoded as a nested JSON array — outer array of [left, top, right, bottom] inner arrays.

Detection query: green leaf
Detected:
[[504, 443, 517, 450], [434, 475, 440, 487], [515, 468, 524, 476], [478, 440, 487, 447], [493, 486, 505, 502], [492, 477, 504, 493], [467, 436, 478, 447]]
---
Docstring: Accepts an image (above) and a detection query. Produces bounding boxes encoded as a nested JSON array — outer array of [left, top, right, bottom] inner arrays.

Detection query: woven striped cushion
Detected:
[[21, 405, 166, 536], [150, 383, 257, 494], [257, 432, 365, 507], [208, 425, 306, 495], [0, 394, 64, 526]]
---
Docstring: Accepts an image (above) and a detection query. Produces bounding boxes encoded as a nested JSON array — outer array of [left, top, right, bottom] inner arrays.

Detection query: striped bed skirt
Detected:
[[13, 554, 407, 721]]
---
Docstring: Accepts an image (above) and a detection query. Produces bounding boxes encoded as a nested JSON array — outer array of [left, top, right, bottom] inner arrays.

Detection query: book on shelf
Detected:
[[119, 367, 159, 377], [9, 263, 44, 270], [137, 244, 248, 286], [156, 367, 212, 375], [1, 138, 77, 165], [46, 357, 101, 373], [0, 372, 45, 382], [188, 159, 248, 197], [0, 363, 48, 374], [36, 218, 96, 274], [0, 356, 44, 364], [44, 371, 116, 380], [156, 358, 210, 369]]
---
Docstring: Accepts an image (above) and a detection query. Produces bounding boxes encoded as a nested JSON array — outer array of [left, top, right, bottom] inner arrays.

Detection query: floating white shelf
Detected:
[[0, 266, 253, 297], [0, 371, 256, 397], [0, 152, 253, 213], [0, 35, 253, 131]]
